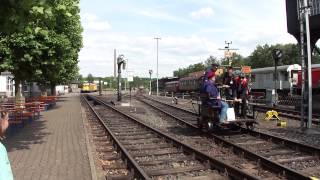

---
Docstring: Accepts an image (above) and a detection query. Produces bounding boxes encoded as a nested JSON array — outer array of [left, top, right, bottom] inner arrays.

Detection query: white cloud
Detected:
[[190, 7, 214, 19], [81, 13, 112, 31], [79, 27, 219, 77], [79, 1, 303, 78], [137, 10, 192, 24]]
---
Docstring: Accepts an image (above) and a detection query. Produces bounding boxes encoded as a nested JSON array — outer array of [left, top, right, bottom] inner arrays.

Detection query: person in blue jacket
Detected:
[[0, 109, 14, 180], [203, 71, 229, 124]]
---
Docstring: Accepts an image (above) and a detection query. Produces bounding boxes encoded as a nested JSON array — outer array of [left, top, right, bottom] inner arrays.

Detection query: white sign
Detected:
[[128, 76, 133, 82], [103, 82, 108, 85]]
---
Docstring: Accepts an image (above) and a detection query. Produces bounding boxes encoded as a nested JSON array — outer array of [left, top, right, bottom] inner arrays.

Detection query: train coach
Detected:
[[251, 63, 320, 94], [81, 83, 97, 93]]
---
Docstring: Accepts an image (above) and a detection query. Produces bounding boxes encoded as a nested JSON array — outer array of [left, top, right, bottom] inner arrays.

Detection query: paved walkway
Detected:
[[3, 94, 92, 180]]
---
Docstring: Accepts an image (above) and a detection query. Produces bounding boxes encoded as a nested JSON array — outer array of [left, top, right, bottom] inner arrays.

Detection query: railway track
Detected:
[[83, 95, 261, 179], [252, 105, 320, 125], [136, 95, 320, 179]]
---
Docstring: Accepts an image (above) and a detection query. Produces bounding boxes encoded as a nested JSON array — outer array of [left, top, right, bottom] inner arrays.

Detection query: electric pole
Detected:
[[154, 37, 161, 96], [149, 70, 153, 95]]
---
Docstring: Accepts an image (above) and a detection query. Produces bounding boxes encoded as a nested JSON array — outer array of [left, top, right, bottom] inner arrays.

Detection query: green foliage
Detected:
[[221, 53, 247, 67], [172, 43, 320, 76], [87, 73, 94, 83], [173, 63, 205, 78], [0, 0, 82, 96], [313, 46, 320, 64], [204, 55, 219, 67], [246, 43, 302, 68]]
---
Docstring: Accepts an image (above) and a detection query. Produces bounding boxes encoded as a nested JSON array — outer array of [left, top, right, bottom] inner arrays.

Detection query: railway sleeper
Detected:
[[261, 149, 296, 157], [102, 161, 127, 170], [121, 138, 163, 145], [137, 156, 194, 166], [100, 154, 120, 161], [130, 149, 181, 157], [146, 165, 206, 177], [276, 155, 316, 164], [116, 134, 156, 140], [113, 131, 151, 136], [236, 140, 266, 146], [96, 146, 115, 153], [124, 143, 172, 151], [105, 174, 133, 180]]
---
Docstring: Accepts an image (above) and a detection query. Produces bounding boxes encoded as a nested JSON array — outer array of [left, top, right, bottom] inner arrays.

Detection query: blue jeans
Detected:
[[219, 101, 229, 123]]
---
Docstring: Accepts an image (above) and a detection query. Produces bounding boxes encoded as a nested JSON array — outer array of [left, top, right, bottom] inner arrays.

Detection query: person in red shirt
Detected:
[[236, 74, 249, 118]]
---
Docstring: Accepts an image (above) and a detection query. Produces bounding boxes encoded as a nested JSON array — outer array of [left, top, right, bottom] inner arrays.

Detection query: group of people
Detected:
[[201, 63, 249, 124]]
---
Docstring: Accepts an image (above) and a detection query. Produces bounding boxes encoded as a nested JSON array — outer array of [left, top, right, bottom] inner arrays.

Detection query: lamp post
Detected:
[[117, 55, 126, 101], [154, 37, 161, 96], [149, 70, 153, 95]]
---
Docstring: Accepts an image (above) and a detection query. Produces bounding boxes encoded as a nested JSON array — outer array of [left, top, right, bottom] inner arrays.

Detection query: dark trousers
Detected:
[[235, 95, 247, 118]]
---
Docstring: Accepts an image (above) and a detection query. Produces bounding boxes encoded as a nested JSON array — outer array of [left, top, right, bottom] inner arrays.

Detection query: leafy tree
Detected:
[[87, 74, 94, 83], [312, 46, 320, 64], [204, 55, 219, 67], [0, 0, 82, 97], [173, 63, 205, 78], [221, 53, 247, 67], [246, 43, 318, 68]]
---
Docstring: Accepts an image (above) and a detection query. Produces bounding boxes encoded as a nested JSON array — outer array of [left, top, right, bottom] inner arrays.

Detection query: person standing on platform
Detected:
[[0, 109, 14, 180]]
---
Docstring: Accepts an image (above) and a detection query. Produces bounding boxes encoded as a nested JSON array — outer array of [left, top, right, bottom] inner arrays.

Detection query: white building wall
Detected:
[[0, 75, 14, 97]]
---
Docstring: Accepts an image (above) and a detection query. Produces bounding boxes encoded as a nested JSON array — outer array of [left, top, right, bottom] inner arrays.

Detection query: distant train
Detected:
[[81, 83, 97, 93], [251, 64, 320, 94]]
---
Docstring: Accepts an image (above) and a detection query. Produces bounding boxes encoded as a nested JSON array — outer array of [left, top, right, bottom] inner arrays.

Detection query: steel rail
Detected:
[[136, 96, 315, 180], [89, 95, 259, 180], [82, 95, 151, 180]]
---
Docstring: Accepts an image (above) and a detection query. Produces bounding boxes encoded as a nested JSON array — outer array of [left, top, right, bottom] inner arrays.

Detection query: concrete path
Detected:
[[3, 94, 92, 180]]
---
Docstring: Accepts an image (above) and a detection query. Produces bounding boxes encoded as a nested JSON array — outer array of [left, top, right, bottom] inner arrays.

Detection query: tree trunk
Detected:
[[50, 83, 56, 96], [14, 79, 25, 106], [40, 85, 47, 97]]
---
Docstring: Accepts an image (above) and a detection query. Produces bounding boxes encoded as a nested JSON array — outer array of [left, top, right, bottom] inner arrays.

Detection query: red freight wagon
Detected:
[[297, 64, 320, 89]]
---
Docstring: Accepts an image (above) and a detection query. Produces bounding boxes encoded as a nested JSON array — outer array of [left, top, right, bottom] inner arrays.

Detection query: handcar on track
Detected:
[[197, 66, 257, 132]]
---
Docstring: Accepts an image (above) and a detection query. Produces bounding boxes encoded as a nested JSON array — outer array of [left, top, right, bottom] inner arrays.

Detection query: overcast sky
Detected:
[[78, 0, 304, 78]]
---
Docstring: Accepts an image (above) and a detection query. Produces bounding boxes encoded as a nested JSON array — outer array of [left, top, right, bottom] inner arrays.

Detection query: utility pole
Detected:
[[298, 0, 313, 128], [218, 41, 239, 66], [154, 37, 161, 96], [149, 70, 153, 95], [303, 0, 313, 129], [99, 77, 102, 96]]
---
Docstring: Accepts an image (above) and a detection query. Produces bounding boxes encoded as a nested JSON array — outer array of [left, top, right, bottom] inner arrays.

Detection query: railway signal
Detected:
[[117, 55, 126, 101], [272, 49, 283, 61], [272, 49, 283, 106], [219, 41, 239, 66]]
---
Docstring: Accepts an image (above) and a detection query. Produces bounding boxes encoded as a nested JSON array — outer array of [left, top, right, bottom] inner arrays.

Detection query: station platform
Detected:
[[2, 94, 93, 180]]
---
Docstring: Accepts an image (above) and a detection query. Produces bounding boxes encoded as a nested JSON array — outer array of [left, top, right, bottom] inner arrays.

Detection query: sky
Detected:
[[78, 0, 303, 78]]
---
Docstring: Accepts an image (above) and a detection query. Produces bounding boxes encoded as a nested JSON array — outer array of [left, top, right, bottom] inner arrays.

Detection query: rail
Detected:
[[88, 95, 259, 180], [136, 95, 317, 180]]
